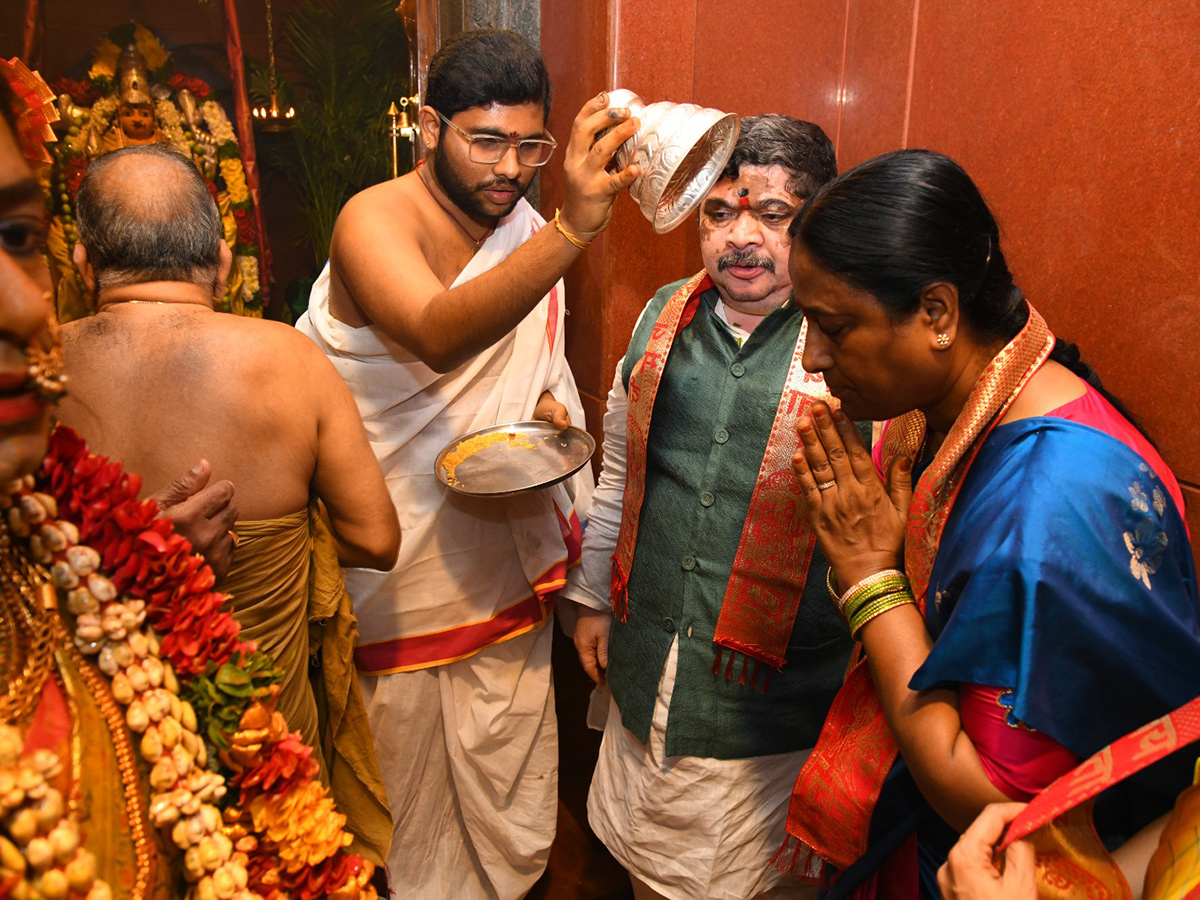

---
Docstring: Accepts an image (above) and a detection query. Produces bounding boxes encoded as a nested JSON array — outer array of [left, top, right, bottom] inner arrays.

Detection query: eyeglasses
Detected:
[[435, 111, 558, 167]]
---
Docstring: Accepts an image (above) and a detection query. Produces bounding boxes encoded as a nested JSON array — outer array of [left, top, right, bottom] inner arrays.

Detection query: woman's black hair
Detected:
[[790, 149, 1151, 439], [790, 149, 1025, 340], [426, 29, 551, 129]]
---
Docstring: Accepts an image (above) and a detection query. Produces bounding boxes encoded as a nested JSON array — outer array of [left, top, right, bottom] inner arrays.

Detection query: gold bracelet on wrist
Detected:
[[826, 568, 840, 603], [848, 590, 916, 637], [553, 208, 592, 250]]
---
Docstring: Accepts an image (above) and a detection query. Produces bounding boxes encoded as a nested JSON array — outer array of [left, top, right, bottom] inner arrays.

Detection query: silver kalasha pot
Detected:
[[607, 88, 740, 234]]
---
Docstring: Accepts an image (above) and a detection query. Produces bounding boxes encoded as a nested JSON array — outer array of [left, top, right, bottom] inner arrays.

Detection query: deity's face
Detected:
[[118, 103, 156, 142], [429, 101, 544, 222], [0, 116, 56, 482], [698, 164, 803, 316]]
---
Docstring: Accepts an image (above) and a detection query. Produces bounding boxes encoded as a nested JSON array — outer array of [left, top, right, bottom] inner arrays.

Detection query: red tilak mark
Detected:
[[738, 189, 751, 209], [509, 131, 521, 140]]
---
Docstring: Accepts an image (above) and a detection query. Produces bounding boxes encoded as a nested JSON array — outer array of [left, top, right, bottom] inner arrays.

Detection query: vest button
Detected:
[[714, 429, 729, 444], [730, 362, 746, 377], [681, 555, 697, 571], [662, 617, 676, 633], [700, 491, 714, 507]]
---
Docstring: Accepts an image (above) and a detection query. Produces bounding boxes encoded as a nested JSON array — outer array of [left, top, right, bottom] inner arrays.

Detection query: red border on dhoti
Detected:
[[354, 506, 583, 675]]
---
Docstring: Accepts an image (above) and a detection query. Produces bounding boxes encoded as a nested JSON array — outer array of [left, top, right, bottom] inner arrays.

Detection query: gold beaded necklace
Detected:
[[0, 498, 152, 899], [0, 542, 58, 723]]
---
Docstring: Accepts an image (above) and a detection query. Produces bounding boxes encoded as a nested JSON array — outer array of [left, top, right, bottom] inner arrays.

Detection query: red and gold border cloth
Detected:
[[783, 304, 1055, 870], [995, 693, 1200, 899], [354, 505, 581, 675], [610, 271, 828, 673]]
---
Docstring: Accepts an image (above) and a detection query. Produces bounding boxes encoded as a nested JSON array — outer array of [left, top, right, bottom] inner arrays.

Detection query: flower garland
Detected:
[[202, 101, 262, 314], [0, 427, 376, 899], [202, 101, 238, 148], [154, 98, 190, 154]]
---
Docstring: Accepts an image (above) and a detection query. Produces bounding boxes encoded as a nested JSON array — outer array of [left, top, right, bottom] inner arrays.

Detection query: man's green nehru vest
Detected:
[[607, 278, 853, 760]]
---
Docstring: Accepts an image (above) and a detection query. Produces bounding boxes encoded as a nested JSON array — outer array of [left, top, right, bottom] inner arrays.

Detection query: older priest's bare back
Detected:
[[54, 143, 399, 862], [62, 305, 356, 521], [57, 145, 396, 558]]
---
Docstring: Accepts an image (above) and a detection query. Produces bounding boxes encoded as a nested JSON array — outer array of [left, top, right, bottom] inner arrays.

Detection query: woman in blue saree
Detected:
[[778, 149, 1200, 898]]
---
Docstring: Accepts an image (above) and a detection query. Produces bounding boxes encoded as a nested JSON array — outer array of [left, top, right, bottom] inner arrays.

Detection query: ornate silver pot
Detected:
[[607, 88, 740, 233]]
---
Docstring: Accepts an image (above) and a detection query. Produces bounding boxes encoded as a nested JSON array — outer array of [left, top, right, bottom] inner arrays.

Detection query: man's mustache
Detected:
[[477, 177, 521, 191], [717, 252, 775, 272]]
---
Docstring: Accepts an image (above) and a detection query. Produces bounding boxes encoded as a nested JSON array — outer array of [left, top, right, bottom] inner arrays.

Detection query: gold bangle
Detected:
[[826, 568, 840, 603], [849, 590, 916, 638], [554, 208, 592, 250]]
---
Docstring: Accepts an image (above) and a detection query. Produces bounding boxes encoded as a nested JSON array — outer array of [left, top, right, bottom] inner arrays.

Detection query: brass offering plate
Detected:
[[435, 421, 596, 498]]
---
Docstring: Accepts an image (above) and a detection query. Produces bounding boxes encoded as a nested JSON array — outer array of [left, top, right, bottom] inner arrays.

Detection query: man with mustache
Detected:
[[296, 28, 640, 900], [562, 116, 852, 899]]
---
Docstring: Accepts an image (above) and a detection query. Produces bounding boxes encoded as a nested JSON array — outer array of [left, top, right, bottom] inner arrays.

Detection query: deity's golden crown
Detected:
[[118, 44, 151, 107]]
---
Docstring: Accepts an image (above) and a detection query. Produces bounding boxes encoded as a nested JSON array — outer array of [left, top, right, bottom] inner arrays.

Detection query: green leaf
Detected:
[[215, 664, 251, 687]]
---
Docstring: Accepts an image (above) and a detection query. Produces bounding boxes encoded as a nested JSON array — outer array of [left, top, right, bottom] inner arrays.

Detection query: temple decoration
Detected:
[[0, 57, 58, 166], [44, 24, 266, 322], [387, 96, 420, 178], [250, 0, 295, 131]]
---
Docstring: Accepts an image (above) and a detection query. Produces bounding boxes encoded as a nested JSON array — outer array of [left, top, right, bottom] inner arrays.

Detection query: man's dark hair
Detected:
[[426, 28, 552, 130], [723, 115, 837, 200], [75, 143, 223, 292]]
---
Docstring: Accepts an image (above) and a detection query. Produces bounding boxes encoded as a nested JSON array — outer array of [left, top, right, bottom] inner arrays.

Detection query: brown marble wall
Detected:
[[541, 0, 1200, 556]]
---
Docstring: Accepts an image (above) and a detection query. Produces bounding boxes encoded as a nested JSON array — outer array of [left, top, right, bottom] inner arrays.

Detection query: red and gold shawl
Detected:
[[783, 303, 1055, 869]]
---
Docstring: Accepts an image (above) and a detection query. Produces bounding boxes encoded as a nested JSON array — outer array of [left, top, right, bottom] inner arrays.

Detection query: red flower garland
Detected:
[[43, 427, 252, 676], [38, 427, 377, 897], [168, 72, 212, 99], [51, 76, 101, 106]]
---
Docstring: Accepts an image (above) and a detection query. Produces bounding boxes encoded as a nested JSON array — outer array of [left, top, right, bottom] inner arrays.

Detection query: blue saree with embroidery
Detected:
[[910, 415, 1200, 772], [822, 405, 1200, 900]]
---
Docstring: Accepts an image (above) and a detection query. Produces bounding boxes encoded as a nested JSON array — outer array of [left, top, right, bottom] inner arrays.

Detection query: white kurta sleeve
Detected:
[[561, 360, 629, 612]]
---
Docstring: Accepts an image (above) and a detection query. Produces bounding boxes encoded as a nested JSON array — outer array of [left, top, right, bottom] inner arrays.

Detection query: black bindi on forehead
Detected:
[[737, 188, 749, 197]]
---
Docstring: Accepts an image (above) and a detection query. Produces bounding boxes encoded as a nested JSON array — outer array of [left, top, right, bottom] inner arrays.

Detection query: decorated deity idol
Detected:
[[42, 24, 265, 322]]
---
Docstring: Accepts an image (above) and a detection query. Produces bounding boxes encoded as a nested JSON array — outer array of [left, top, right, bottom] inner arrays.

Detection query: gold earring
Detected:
[[26, 303, 67, 403], [936, 333, 950, 348]]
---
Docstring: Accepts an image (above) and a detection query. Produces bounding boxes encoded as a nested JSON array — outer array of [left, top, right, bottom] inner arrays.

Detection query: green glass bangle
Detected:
[[849, 590, 917, 637], [836, 568, 906, 610], [841, 581, 908, 624], [840, 575, 910, 621]]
